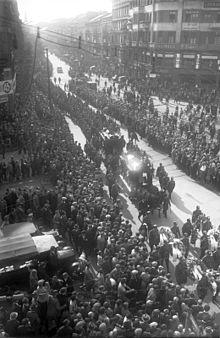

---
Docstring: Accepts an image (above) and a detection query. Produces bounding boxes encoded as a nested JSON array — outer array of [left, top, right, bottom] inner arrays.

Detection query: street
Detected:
[[50, 53, 220, 231], [49, 52, 220, 317]]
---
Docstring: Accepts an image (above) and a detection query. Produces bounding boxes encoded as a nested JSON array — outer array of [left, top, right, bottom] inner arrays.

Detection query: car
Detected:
[[57, 66, 63, 74]]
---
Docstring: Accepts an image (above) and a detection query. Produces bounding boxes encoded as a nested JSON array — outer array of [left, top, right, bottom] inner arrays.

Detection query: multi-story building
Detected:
[[0, 0, 20, 106], [85, 12, 112, 56], [112, 0, 130, 72], [117, 0, 220, 84]]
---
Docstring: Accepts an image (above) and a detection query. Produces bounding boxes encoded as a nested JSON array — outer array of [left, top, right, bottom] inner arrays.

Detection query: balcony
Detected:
[[130, 6, 145, 14], [209, 22, 220, 29], [132, 22, 150, 31], [148, 42, 220, 52], [139, 22, 150, 30]]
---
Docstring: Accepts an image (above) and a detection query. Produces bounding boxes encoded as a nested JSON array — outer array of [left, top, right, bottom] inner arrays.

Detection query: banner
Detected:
[[0, 74, 16, 96]]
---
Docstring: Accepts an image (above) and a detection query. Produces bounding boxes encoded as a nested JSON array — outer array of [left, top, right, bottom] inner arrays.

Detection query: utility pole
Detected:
[[45, 48, 53, 123]]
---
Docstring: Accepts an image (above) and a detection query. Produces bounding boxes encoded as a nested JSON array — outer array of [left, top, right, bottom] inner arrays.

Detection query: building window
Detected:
[[216, 13, 220, 23], [189, 36, 197, 45], [169, 11, 176, 23], [184, 11, 200, 23], [203, 13, 211, 23], [215, 36, 220, 44], [168, 34, 175, 43]]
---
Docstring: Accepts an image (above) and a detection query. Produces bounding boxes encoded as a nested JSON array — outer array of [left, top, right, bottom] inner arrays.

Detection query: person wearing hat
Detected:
[[56, 287, 68, 316], [182, 219, 193, 237], [213, 244, 220, 270], [200, 231, 209, 259], [196, 273, 210, 301], [5, 312, 20, 337], [149, 225, 160, 252], [56, 319, 73, 337], [202, 250, 215, 270], [158, 239, 172, 273], [171, 221, 181, 239], [181, 233, 190, 258], [17, 318, 35, 337], [175, 257, 188, 285]]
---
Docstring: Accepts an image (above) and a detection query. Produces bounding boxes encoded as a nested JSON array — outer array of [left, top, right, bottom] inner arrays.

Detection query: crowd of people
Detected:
[[66, 52, 220, 192], [1, 42, 220, 338]]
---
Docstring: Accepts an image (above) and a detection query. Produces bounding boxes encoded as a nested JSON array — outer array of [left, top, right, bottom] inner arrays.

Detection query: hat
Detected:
[[75, 320, 85, 330], [60, 287, 67, 295], [149, 322, 158, 328], [10, 312, 18, 320]]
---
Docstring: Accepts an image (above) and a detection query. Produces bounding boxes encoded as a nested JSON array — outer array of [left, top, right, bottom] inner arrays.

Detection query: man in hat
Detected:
[[175, 257, 188, 285], [171, 221, 181, 238], [181, 233, 190, 258], [158, 240, 172, 272], [200, 231, 209, 259], [213, 245, 220, 269], [167, 177, 175, 200], [202, 250, 215, 270], [56, 319, 73, 337], [149, 224, 160, 251], [182, 219, 193, 237]]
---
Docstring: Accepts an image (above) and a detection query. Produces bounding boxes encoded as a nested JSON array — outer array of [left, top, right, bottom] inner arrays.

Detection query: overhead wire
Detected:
[[39, 36, 103, 58], [0, 14, 121, 50]]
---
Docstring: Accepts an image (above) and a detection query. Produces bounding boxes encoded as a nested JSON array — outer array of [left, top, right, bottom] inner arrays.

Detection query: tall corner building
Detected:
[[113, 0, 220, 84], [112, 0, 130, 71]]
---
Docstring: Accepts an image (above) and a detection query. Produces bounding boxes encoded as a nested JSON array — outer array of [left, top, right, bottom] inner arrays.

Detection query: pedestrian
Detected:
[[175, 257, 188, 285], [158, 240, 171, 272], [171, 221, 181, 238], [167, 177, 175, 200], [182, 233, 190, 258], [149, 224, 160, 251]]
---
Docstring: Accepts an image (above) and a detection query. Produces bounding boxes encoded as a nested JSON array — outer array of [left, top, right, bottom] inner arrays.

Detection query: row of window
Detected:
[[123, 51, 219, 71], [130, 10, 220, 24], [152, 31, 220, 45], [113, 6, 129, 19]]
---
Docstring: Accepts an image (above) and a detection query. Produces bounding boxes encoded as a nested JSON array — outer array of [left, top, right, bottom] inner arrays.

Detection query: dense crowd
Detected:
[[71, 73, 220, 191], [1, 46, 220, 338]]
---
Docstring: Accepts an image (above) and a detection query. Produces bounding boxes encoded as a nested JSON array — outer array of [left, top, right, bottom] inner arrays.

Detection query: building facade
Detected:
[[85, 12, 113, 56], [112, 0, 130, 72], [115, 0, 220, 83], [0, 0, 19, 106]]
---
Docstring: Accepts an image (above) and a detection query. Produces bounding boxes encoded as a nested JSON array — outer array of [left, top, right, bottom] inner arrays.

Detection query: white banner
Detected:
[[0, 74, 16, 96]]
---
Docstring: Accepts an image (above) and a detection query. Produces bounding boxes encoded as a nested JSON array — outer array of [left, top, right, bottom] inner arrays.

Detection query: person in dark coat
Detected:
[[149, 224, 160, 251], [192, 206, 202, 222], [175, 257, 188, 285], [162, 196, 171, 218], [171, 221, 181, 238], [197, 274, 210, 300], [158, 240, 172, 272], [213, 245, 220, 270], [200, 231, 209, 259], [167, 177, 175, 200], [202, 250, 215, 270], [182, 219, 193, 236], [181, 233, 190, 258], [56, 319, 73, 337]]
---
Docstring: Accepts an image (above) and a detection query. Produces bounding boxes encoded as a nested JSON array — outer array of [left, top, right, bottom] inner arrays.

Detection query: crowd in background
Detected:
[[1, 45, 220, 337], [71, 71, 220, 191]]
